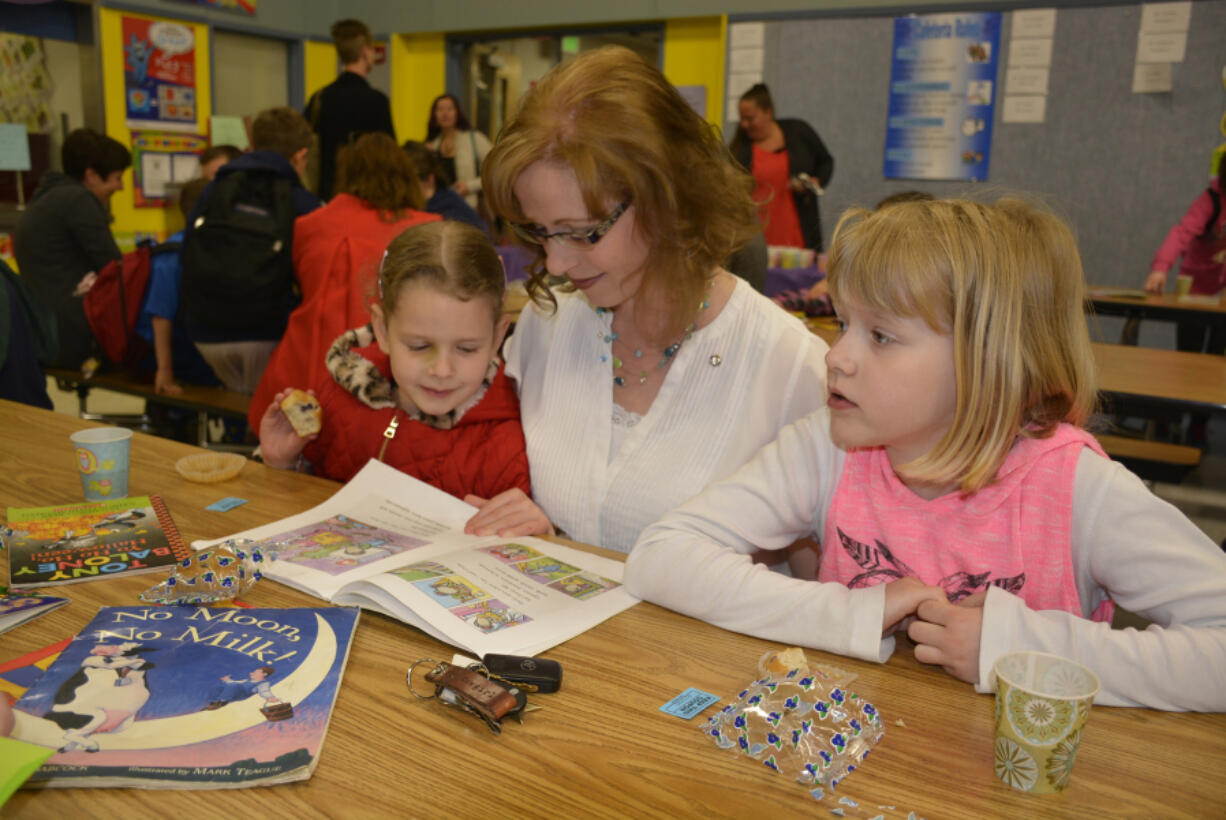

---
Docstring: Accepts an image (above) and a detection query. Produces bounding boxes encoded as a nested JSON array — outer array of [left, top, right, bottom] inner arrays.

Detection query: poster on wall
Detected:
[[122, 16, 199, 132], [169, 0, 257, 15], [883, 12, 1002, 181], [131, 131, 207, 208]]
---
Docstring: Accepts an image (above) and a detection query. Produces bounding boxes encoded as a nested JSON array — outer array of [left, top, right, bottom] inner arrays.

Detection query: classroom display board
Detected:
[[131, 131, 206, 208], [122, 15, 199, 132], [883, 12, 1001, 181]]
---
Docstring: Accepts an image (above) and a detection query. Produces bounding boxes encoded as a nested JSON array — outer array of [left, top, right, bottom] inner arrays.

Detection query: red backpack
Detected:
[[83, 239, 179, 367]]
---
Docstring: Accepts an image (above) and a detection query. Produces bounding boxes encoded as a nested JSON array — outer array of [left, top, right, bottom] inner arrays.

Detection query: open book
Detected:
[[198, 460, 638, 657]]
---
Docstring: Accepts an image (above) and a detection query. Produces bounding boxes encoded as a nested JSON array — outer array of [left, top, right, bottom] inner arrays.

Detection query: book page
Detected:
[[333, 535, 636, 656], [195, 460, 484, 600]]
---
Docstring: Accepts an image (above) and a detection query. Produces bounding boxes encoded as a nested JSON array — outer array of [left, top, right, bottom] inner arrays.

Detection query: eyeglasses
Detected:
[[509, 200, 631, 250]]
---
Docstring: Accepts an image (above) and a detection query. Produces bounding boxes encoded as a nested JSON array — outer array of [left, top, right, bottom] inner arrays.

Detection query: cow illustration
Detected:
[[45, 641, 155, 753]]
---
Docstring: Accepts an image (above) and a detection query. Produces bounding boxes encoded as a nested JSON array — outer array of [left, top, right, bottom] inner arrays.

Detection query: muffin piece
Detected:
[[280, 389, 322, 437]]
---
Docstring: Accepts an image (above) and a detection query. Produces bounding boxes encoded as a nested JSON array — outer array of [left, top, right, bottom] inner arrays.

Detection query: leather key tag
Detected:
[[427, 664, 518, 724]]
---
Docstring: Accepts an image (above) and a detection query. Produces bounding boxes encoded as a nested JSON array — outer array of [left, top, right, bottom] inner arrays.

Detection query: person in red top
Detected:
[[248, 133, 441, 432], [730, 83, 834, 252], [257, 220, 529, 502]]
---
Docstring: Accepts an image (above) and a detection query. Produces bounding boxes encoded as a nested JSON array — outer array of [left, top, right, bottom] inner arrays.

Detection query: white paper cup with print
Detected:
[[992, 651, 1100, 794], [70, 426, 133, 500]]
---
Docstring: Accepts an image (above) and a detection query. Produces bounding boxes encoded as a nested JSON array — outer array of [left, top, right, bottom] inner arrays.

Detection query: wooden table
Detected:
[[3, 400, 1225, 818], [1086, 288, 1226, 346], [808, 319, 1226, 419]]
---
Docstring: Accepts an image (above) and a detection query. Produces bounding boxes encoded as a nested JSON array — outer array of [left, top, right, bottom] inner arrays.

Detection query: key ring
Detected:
[[406, 659, 445, 700]]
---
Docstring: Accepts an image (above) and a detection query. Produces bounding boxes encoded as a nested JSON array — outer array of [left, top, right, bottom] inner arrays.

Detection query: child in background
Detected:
[[258, 220, 530, 502], [135, 177, 220, 395], [198, 145, 242, 182], [627, 197, 1226, 711], [1144, 162, 1226, 354]]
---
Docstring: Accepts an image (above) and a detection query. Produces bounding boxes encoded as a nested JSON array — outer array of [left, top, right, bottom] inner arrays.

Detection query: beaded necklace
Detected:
[[596, 285, 712, 388]]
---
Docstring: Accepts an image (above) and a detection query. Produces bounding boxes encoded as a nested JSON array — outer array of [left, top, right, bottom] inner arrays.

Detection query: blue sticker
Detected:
[[206, 496, 248, 512], [659, 687, 720, 719]]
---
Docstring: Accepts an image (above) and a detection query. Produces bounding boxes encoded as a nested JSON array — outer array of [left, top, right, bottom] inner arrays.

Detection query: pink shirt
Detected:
[[1150, 179, 1226, 295], [820, 424, 1114, 622]]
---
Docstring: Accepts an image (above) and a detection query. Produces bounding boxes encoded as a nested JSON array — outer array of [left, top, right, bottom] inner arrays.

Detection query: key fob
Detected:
[[482, 654, 563, 693]]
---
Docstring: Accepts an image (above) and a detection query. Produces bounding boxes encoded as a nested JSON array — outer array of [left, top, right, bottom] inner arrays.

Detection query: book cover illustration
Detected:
[[0, 593, 70, 636], [0, 638, 72, 706], [10, 605, 359, 789], [5, 496, 190, 588]]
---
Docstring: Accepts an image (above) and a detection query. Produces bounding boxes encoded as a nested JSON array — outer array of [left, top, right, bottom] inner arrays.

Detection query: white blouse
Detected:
[[504, 278, 828, 552]]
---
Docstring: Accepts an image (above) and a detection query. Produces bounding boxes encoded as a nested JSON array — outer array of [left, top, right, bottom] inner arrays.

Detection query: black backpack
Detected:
[[180, 170, 295, 333]]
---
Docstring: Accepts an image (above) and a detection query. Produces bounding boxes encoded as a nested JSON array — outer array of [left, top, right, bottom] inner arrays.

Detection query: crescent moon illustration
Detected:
[[13, 613, 338, 751]]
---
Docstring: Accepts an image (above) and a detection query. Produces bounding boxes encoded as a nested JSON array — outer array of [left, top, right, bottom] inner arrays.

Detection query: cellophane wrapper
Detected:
[[701, 667, 884, 789]]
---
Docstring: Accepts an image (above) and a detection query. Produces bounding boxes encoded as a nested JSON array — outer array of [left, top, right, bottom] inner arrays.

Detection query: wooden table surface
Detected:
[[1087, 287, 1226, 319], [808, 319, 1226, 417], [3, 400, 1225, 818]]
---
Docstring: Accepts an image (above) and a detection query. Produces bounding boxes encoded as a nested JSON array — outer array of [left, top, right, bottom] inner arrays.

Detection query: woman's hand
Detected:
[[258, 388, 315, 470], [452, 180, 470, 197], [882, 576, 946, 636], [1144, 269, 1167, 294], [907, 591, 986, 684], [463, 489, 554, 537]]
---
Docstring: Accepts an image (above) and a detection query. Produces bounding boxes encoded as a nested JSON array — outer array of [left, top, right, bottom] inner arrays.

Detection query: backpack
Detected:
[[180, 169, 295, 333], [83, 240, 180, 367]]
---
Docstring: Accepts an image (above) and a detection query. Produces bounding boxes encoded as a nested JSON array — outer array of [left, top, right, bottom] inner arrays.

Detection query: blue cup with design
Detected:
[[70, 426, 134, 500], [992, 650, 1100, 794]]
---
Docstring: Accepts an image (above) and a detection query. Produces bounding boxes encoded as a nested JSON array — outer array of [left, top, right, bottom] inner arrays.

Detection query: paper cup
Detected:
[[70, 427, 133, 500], [1175, 274, 1193, 298], [992, 651, 1100, 794]]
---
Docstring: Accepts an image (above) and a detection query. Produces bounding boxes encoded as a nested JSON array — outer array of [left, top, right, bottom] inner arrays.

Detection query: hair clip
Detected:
[[376, 249, 388, 298]]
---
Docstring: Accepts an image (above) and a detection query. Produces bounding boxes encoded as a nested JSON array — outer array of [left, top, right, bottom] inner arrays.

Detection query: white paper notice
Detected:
[[729, 46, 764, 74], [1007, 37, 1053, 67], [1011, 8, 1057, 39], [1136, 31, 1187, 63], [727, 70, 763, 99], [1139, 2, 1192, 33], [729, 22, 766, 50], [1006, 67, 1050, 95], [1002, 95, 1047, 123], [140, 153, 171, 197], [1132, 61, 1174, 93], [171, 153, 200, 182]]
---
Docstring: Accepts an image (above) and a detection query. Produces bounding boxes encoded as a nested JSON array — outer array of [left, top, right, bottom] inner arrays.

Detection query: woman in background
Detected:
[[425, 94, 493, 213], [247, 132, 439, 432], [731, 83, 834, 252]]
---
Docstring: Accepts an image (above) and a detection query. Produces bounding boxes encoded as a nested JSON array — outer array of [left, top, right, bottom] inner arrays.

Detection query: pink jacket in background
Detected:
[[1150, 178, 1226, 295]]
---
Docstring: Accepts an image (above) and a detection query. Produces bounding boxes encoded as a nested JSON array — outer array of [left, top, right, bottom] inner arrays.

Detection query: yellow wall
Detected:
[[99, 7, 211, 242], [662, 16, 726, 128], [390, 33, 446, 143], [303, 40, 336, 106]]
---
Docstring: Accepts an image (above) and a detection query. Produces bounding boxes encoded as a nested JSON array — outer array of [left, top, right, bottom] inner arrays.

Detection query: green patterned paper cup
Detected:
[[992, 651, 1100, 794]]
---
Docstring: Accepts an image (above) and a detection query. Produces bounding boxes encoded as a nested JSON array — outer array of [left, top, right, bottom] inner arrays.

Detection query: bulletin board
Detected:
[[131, 131, 207, 208]]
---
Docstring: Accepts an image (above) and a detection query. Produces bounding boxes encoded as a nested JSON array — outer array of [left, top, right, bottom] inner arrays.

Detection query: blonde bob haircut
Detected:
[[826, 196, 1097, 492], [482, 45, 759, 343]]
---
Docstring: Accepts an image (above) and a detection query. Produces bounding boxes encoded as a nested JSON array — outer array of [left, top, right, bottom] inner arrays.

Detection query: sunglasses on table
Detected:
[[509, 200, 631, 250]]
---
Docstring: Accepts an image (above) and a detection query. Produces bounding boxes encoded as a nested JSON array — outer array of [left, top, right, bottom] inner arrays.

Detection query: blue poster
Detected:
[[883, 12, 1001, 181]]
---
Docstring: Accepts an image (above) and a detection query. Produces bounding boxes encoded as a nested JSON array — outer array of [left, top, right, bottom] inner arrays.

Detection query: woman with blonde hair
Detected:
[[248, 132, 440, 431], [462, 46, 828, 554]]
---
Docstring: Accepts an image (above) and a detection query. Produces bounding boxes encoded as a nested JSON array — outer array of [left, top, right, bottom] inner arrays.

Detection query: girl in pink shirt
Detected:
[[628, 196, 1226, 711]]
